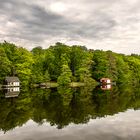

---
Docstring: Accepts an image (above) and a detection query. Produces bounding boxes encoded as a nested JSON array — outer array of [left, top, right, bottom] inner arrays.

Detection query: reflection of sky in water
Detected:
[[0, 109, 140, 140]]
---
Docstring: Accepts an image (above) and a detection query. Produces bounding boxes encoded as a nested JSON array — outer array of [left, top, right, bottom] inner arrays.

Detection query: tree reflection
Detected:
[[0, 85, 140, 132]]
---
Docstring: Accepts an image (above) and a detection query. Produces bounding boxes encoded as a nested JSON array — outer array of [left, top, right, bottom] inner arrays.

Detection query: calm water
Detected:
[[0, 85, 140, 140]]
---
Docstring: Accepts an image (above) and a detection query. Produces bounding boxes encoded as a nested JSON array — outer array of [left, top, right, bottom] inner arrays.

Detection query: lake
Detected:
[[0, 85, 140, 140]]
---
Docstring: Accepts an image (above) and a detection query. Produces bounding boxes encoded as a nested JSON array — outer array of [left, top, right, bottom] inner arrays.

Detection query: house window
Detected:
[[10, 82, 13, 85], [14, 82, 16, 86]]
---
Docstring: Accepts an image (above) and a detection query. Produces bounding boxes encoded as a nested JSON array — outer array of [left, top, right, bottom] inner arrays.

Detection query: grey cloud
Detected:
[[0, 0, 140, 54], [0, 0, 116, 39]]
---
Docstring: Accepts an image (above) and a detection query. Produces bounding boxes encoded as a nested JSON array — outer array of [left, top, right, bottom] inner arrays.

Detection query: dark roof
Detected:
[[5, 77, 20, 82]]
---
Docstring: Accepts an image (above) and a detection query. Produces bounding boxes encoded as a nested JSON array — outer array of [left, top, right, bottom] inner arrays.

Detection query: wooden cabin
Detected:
[[4, 77, 20, 87], [4, 87, 20, 98], [100, 78, 111, 85]]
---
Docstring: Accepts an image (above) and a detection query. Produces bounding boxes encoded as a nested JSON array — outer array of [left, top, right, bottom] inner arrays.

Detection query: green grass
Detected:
[[69, 82, 85, 87], [46, 82, 85, 87], [32, 82, 85, 88], [46, 82, 58, 87]]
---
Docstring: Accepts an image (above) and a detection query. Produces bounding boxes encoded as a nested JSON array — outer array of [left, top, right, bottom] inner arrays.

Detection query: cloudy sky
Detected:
[[0, 0, 140, 54]]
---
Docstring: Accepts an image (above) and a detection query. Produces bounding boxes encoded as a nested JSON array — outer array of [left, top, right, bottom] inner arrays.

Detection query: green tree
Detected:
[[57, 65, 72, 86], [0, 47, 11, 82], [44, 70, 50, 82]]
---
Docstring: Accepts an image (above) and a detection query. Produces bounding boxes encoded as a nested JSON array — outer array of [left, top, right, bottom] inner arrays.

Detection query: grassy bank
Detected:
[[32, 82, 86, 88], [69, 82, 85, 87]]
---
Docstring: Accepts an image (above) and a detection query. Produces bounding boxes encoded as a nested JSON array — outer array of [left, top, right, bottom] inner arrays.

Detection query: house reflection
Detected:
[[4, 87, 20, 98], [100, 84, 112, 90]]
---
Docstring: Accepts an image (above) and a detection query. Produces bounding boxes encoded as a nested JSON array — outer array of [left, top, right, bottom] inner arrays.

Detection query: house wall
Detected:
[[8, 82, 20, 86], [13, 82, 20, 86]]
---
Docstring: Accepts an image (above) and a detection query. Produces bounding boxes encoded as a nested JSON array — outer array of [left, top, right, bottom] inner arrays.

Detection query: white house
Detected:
[[5, 77, 20, 87]]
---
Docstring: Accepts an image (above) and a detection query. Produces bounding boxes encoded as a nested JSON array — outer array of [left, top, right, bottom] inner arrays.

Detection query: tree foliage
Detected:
[[0, 41, 140, 86]]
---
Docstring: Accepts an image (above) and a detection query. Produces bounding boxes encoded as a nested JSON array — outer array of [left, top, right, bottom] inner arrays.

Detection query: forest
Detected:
[[0, 41, 140, 86]]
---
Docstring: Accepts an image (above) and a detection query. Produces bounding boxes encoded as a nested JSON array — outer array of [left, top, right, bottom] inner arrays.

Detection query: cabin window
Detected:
[[14, 82, 16, 86], [10, 82, 13, 85]]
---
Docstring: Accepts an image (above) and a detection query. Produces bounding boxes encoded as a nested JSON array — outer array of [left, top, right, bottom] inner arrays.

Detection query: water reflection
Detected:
[[3, 87, 20, 98], [0, 109, 140, 140], [100, 84, 112, 90], [0, 85, 140, 134]]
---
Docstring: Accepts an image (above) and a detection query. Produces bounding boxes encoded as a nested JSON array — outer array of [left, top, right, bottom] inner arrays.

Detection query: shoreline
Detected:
[[32, 82, 86, 88]]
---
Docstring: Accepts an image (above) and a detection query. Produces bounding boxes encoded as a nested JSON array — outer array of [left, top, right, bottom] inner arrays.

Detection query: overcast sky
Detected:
[[0, 0, 140, 54]]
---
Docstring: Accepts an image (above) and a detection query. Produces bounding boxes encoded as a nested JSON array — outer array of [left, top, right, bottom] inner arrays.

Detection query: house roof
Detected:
[[5, 77, 20, 82]]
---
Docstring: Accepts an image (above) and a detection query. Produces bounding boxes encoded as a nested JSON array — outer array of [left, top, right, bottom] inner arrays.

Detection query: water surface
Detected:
[[0, 85, 140, 140]]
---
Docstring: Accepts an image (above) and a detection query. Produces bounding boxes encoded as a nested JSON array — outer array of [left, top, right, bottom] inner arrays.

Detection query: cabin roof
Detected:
[[5, 77, 20, 82]]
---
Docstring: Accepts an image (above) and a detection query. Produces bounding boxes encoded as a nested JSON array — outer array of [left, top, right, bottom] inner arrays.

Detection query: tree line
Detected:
[[0, 41, 140, 86]]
